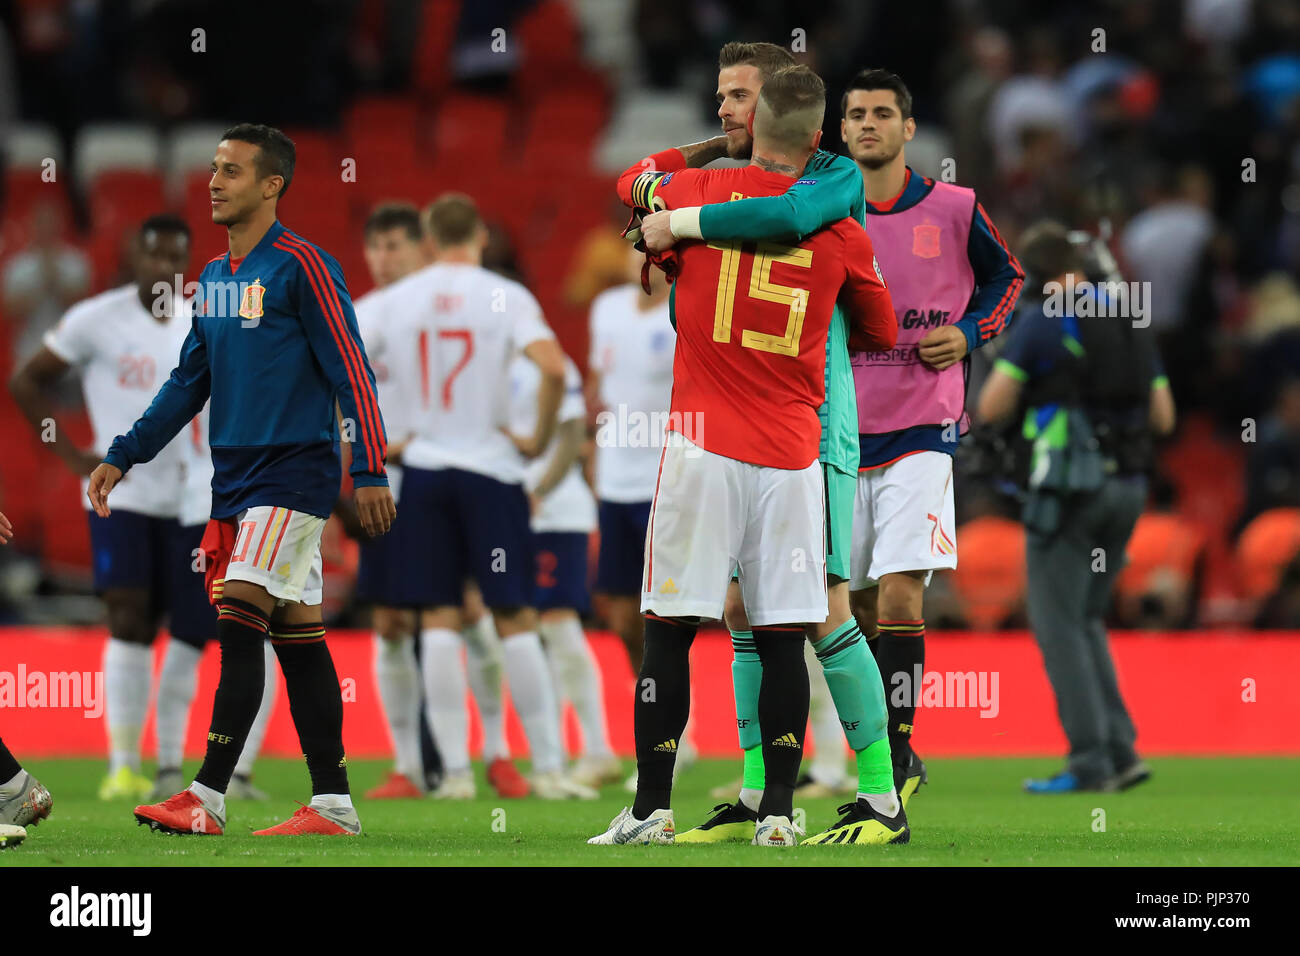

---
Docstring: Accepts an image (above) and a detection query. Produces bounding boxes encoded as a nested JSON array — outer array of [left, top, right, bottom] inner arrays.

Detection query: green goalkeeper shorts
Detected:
[[728, 463, 855, 586], [824, 463, 854, 584]]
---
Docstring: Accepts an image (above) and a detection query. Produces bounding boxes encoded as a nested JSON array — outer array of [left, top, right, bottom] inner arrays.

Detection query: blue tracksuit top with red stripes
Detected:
[[105, 221, 387, 520]]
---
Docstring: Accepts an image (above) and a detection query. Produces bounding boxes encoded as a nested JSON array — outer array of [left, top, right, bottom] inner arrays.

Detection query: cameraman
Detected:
[[975, 221, 1175, 793]]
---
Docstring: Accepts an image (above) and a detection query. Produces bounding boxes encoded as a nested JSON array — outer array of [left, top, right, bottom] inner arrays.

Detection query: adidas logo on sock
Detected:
[[652, 739, 678, 753], [771, 732, 800, 749]]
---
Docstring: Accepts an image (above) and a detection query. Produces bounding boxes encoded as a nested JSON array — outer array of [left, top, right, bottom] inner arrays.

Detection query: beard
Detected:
[[855, 139, 903, 170], [726, 131, 753, 160]]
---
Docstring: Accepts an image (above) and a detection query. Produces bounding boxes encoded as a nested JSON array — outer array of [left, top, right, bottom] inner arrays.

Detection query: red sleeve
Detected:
[[617, 148, 700, 210], [837, 223, 897, 352]]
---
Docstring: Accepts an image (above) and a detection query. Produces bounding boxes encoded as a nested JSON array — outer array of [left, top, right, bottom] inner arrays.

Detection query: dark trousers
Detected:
[[1025, 475, 1146, 783]]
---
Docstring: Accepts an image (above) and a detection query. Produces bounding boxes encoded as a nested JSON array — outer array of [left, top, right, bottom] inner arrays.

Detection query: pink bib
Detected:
[[854, 180, 976, 434]]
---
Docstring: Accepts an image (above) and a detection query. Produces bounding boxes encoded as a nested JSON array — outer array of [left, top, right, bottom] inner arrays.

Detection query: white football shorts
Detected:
[[641, 432, 827, 627], [225, 505, 326, 605], [850, 450, 957, 590]]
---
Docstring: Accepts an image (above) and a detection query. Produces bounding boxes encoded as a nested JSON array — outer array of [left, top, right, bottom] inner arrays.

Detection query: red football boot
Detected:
[[487, 758, 530, 798], [364, 771, 424, 799], [253, 803, 361, 835], [134, 790, 224, 835]]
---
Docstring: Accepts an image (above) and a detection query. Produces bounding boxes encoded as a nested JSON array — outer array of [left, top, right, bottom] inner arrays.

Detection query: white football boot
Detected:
[[532, 771, 599, 800], [587, 806, 675, 845]]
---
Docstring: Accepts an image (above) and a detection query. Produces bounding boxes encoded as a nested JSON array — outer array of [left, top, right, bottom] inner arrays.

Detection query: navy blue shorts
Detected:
[[595, 499, 652, 596], [87, 510, 215, 648], [355, 506, 421, 608], [534, 531, 590, 614], [398, 466, 535, 609]]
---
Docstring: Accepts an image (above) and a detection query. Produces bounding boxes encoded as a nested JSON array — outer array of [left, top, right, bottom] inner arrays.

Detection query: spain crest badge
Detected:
[[239, 279, 266, 320], [912, 223, 941, 259]]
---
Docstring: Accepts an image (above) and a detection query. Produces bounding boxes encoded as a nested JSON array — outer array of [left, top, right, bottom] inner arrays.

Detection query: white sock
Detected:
[[464, 616, 507, 763], [539, 615, 612, 759], [808, 644, 848, 786], [374, 633, 422, 779], [235, 641, 277, 777], [310, 792, 353, 811], [862, 789, 901, 818], [105, 638, 152, 773], [0, 770, 23, 795], [154, 640, 202, 772], [501, 632, 563, 774], [739, 788, 763, 813], [189, 779, 225, 813], [421, 628, 470, 774]]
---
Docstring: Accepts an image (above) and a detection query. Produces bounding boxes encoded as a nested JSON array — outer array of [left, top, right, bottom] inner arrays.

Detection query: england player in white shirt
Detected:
[[586, 252, 676, 676], [508, 353, 620, 789], [8, 216, 260, 801], [365, 194, 594, 800], [351, 203, 531, 800]]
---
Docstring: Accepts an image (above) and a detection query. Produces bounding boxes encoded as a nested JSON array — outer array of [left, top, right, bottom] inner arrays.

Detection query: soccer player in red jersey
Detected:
[[589, 66, 896, 846]]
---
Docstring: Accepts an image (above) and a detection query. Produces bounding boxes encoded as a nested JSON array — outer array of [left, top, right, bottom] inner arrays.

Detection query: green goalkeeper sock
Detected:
[[742, 745, 765, 793], [855, 738, 894, 795], [730, 629, 762, 751], [812, 620, 887, 751], [812, 619, 891, 796], [732, 629, 764, 807]]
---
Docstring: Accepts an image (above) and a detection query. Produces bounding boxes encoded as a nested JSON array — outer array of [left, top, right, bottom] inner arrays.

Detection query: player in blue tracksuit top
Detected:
[[89, 124, 395, 838]]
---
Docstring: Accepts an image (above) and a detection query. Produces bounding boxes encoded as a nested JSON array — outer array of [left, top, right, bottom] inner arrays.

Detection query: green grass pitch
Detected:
[[3, 757, 1296, 866]]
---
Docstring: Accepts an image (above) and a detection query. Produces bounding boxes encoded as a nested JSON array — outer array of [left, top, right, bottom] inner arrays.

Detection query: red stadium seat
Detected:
[[1237, 508, 1300, 602], [514, 0, 584, 96], [1114, 511, 1206, 625], [411, 0, 461, 100], [949, 516, 1026, 630], [86, 169, 169, 286], [345, 96, 427, 177], [434, 95, 509, 164]]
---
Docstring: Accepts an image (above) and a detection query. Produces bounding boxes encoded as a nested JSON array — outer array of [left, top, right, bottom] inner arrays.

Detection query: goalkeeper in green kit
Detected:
[[633, 42, 906, 846]]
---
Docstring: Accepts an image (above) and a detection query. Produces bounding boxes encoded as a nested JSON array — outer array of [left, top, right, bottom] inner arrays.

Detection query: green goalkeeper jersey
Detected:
[[695, 149, 866, 476]]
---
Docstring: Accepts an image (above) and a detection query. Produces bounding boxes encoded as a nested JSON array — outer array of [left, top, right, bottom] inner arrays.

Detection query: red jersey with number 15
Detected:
[[618, 148, 896, 469]]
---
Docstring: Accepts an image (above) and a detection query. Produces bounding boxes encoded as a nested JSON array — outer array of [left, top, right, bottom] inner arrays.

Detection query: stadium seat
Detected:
[[434, 95, 509, 164], [1159, 414, 1248, 613], [85, 170, 169, 286], [2, 124, 71, 230], [411, 0, 461, 100], [7, 123, 63, 169], [73, 124, 162, 187], [949, 516, 1026, 630], [163, 122, 235, 200], [595, 89, 722, 174], [344, 96, 425, 174], [1236, 507, 1300, 602], [514, 0, 584, 95], [1114, 511, 1206, 627]]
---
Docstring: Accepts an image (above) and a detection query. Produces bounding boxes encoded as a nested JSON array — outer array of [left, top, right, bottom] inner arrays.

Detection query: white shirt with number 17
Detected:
[[365, 261, 555, 486]]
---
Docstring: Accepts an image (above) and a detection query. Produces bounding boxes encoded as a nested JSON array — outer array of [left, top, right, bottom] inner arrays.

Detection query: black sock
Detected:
[[632, 615, 696, 819], [0, 737, 22, 782], [271, 623, 349, 796], [194, 599, 270, 792], [864, 628, 881, 663], [752, 627, 809, 819], [877, 618, 925, 764]]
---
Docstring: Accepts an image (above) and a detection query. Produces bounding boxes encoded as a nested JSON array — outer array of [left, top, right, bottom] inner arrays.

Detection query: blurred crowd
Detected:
[[1, 0, 1299, 628]]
